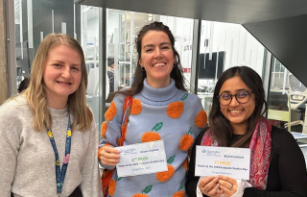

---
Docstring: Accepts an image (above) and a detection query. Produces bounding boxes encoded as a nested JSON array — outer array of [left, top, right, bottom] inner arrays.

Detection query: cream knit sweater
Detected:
[[0, 96, 102, 197]]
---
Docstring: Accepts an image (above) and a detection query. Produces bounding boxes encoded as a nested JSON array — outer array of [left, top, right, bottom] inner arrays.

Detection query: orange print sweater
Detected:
[[99, 79, 207, 197]]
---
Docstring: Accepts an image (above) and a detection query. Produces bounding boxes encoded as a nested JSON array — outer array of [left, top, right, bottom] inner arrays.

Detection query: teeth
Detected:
[[230, 110, 241, 113], [154, 63, 165, 67]]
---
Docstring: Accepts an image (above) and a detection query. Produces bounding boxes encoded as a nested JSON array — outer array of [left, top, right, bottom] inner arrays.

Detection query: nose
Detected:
[[62, 66, 72, 79], [229, 95, 240, 106], [154, 48, 162, 58]]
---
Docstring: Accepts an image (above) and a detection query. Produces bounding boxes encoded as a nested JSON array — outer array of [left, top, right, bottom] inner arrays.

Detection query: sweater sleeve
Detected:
[[80, 121, 103, 197], [244, 128, 307, 197], [99, 94, 125, 170], [186, 128, 209, 197], [0, 101, 22, 197]]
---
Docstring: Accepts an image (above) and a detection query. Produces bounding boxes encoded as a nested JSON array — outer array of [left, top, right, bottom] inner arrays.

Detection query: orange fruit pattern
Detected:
[[173, 191, 185, 197], [195, 110, 207, 128], [141, 132, 161, 142], [105, 102, 117, 122], [131, 99, 142, 115], [101, 122, 108, 138], [108, 179, 116, 196], [179, 134, 194, 151], [156, 165, 175, 182], [132, 194, 149, 197], [167, 101, 184, 119], [183, 157, 188, 171]]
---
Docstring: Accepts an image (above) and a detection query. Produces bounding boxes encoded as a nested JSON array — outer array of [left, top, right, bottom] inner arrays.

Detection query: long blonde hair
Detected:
[[23, 33, 93, 131]]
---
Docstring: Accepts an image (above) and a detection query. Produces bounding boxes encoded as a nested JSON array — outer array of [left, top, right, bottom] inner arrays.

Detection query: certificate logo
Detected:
[[202, 149, 221, 157], [120, 148, 137, 155]]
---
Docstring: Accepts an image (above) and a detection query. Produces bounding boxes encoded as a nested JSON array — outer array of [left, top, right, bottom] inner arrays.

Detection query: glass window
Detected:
[[13, 0, 102, 128], [14, 0, 81, 84], [267, 59, 307, 163], [267, 59, 306, 132], [197, 20, 266, 114], [81, 6, 102, 128]]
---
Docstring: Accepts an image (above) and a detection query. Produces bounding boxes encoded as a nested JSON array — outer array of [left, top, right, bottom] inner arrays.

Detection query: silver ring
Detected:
[[229, 184, 233, 190]]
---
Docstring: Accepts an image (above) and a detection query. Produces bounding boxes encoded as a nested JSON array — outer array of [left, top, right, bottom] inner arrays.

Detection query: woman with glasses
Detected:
[[186, 66, 307, 197]]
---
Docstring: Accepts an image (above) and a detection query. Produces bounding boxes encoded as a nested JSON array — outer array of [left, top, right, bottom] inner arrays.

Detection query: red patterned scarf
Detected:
[[201, 116, 272, 189]]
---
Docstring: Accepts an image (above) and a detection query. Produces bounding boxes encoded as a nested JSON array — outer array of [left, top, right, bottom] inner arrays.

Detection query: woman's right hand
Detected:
[[198, 176, 224, 197], [99, 146, 120, 166]]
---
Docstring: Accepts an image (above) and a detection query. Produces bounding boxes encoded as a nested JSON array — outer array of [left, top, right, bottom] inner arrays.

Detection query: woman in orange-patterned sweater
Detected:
[[98, 21, 207, 197]]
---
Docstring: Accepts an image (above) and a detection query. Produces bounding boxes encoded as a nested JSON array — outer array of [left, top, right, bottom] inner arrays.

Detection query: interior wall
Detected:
[[0, 0, 8, 105], [244, 14, 307, 87]]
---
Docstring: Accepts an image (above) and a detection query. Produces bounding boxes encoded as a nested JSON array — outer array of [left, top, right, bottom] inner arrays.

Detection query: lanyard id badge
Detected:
[[47, 115, 72, 194]]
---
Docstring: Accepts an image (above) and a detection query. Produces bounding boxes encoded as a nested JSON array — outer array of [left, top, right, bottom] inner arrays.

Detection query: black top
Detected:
[[186, 126, 307, 197]]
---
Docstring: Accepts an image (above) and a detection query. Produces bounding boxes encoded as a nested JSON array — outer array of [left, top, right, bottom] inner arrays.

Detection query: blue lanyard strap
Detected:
[[47, 115, 72, 194]]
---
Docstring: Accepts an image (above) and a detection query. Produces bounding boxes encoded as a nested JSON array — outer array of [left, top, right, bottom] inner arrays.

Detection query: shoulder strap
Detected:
[[119, 96, 133, 146]]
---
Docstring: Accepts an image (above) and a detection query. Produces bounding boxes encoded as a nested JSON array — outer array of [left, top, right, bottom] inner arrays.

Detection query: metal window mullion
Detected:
[[190, 19, 201, 94], [264, 51, 273, 118], [99, 7, 107, 123]]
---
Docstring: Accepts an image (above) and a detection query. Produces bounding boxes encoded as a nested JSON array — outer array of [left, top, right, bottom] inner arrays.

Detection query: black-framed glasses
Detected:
[[217, 91, 253, 106]]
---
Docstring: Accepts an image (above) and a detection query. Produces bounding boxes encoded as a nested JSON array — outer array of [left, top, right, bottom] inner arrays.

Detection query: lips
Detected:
[[56, 81, 72, 85]]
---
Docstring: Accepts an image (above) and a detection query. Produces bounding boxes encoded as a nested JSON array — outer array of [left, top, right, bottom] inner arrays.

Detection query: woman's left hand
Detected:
[[217, 175, 238, 197]]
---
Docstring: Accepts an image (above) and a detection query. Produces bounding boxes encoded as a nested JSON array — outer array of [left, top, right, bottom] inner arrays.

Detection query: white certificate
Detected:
[[114, 140, 167, 177], [195, 146, 250, 180]]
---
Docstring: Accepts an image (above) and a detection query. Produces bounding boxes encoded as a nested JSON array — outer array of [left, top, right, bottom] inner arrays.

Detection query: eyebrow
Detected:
[[220, 89, 250, 94], [51, 60, 81, 67], [143, 42, 171, 49]]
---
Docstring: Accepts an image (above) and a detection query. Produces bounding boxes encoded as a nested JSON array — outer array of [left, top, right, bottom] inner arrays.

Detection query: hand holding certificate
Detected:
[[114, 140, 168, 177], [195, 146, 251, 180]]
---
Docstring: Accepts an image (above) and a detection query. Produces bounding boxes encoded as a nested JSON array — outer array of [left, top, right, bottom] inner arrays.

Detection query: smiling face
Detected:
[[43, 44, 82, 105], [138, 30, 176, 88], [219, 76, 256, 131]]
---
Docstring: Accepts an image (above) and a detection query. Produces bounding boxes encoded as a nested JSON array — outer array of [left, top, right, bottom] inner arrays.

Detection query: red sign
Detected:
[[182, 68, 191, 73]]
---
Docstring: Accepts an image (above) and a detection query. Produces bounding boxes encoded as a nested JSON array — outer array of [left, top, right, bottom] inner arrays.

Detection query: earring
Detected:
[[141, 67, 146, 72]]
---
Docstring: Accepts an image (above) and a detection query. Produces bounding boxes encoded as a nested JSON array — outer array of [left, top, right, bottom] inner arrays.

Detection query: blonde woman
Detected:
[[0, 34, 102, 197]]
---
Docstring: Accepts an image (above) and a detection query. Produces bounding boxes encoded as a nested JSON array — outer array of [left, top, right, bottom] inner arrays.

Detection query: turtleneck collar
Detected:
[[140, 78, 178, 102], [48, 106, 69, 118]]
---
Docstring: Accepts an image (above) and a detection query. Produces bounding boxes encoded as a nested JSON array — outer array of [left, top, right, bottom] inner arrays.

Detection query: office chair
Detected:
[[284, 74, 307, 134], [268, 91, 291, 131]]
